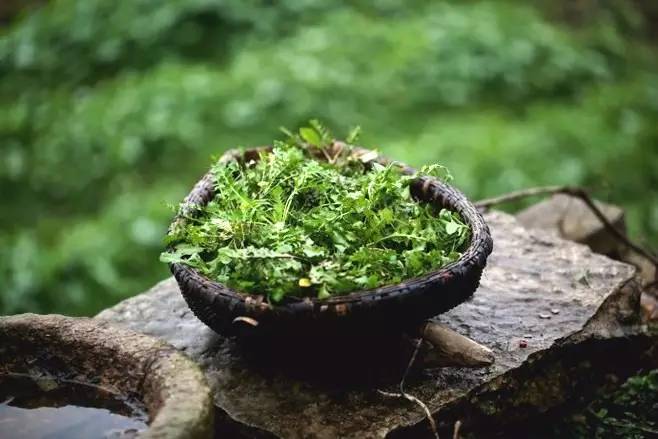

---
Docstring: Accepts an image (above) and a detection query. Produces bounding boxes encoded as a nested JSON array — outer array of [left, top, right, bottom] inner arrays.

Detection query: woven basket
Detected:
[[169, 146, 493, 340]]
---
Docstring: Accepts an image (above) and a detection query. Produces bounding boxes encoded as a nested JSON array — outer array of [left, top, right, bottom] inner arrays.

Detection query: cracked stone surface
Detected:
[[97, 211, 651, 438]]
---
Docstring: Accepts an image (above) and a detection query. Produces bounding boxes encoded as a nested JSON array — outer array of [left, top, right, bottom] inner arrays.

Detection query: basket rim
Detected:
[[168, 145, 492, 310]]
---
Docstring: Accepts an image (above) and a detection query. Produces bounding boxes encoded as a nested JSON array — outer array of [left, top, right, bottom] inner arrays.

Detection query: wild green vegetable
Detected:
[[161, 123, 470, 302]]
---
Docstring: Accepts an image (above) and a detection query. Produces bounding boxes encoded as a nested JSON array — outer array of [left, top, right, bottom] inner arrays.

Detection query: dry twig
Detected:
[[452, 420, 462, 439], [378, 325, 440, 439], [475, 185, 658, 272], [421, 321, 494, 368]]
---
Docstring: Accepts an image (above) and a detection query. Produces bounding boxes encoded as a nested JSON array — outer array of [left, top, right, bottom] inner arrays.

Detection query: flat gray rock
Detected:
[[516, 193, 625, 256], [97, 212, 646, 438]]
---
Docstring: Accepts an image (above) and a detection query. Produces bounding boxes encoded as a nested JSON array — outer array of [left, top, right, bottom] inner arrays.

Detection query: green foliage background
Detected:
[[1, 0, 657, 316]]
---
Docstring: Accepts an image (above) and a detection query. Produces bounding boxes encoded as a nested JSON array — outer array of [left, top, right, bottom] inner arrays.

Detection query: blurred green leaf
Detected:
[[0, 0, 656, 316], [299, 127, 321, 145]]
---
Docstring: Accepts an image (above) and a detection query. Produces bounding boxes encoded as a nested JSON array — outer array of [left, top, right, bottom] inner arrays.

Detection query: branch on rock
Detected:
[[380, 323, 494, 439], [475, 185, 658, 277], [420, 322, 495, 368], [379, 337, 441, 439]]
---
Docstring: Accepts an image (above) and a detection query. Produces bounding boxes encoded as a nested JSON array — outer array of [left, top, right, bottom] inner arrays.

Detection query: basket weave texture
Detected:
[[169, 147, 493, 338]]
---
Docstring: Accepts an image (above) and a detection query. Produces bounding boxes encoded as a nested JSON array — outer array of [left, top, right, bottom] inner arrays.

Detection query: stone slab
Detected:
[[516, 193, 625, 256], [97, 212, 642, 438], [1, 314, 214, 439]]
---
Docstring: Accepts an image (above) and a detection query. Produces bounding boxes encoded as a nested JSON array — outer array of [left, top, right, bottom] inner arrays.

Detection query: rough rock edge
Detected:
[[388, 260, 656, 437]]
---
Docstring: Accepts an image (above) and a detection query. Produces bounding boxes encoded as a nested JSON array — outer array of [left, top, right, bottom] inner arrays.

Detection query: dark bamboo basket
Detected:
[[168, 146, 493, 341]]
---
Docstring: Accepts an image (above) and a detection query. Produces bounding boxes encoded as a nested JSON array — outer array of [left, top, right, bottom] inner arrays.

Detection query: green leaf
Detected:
[[445, 221, 461, 235], [317, 286, 331, 300], [299, 127, 321, 145], [346, 125, 361, 143]]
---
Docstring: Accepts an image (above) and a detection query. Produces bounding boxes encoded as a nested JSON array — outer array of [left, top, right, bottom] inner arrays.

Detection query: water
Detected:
[[0, 373, 148, 439]]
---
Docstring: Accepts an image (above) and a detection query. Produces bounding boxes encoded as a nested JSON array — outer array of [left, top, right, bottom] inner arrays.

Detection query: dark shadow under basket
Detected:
[[169, 147, 493, 341]]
